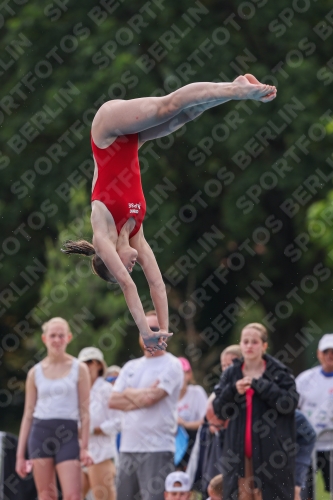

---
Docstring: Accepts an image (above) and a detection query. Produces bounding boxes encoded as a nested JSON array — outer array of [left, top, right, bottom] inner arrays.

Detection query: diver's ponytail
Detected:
[[61, 239, 117, 284], [61, 240, 95, 256]]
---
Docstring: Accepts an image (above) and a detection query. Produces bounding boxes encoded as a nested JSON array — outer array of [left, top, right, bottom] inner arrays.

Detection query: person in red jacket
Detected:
[[62, 77, 276, 352]]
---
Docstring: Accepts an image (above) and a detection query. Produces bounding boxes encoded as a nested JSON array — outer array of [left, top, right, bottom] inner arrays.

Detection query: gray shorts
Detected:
[[28, 418, 80, 464], [117, 451, 174, 500]]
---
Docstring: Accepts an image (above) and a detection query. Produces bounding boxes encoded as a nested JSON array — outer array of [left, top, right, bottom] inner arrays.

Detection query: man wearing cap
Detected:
[[109, 310, 184, 500], [296, 333, 333, 498], [164, 471, 191, 499]]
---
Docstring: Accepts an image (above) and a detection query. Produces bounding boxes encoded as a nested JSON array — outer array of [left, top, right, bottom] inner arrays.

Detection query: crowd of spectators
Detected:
[[3, 314, 333, 500]]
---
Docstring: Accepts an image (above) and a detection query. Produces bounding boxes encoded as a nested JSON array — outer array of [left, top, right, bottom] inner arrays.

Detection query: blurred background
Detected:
[[1, 0, 333, 433]]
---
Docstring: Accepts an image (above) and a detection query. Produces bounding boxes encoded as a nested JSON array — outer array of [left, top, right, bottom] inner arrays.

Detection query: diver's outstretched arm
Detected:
[[131, 230, 169, 335], [91, 204, 172, 352], [93, 232, 171, 350]]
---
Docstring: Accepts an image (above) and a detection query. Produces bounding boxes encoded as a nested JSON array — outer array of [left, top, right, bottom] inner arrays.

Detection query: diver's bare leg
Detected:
[[92, 77, 276, 144]]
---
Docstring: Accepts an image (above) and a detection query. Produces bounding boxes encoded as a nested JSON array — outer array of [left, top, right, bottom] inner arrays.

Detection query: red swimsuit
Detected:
[[91, 133, 146, 238]]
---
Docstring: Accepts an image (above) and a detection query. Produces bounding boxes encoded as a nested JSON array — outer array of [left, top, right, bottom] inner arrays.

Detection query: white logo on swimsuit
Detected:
[[129, 203, 141, 214]]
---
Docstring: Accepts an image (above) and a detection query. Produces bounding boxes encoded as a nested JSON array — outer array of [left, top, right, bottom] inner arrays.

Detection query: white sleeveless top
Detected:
[[33, 358, 80, 421]]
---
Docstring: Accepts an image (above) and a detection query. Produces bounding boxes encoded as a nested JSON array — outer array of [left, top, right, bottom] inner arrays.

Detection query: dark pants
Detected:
[[304, 450, 332, 499]]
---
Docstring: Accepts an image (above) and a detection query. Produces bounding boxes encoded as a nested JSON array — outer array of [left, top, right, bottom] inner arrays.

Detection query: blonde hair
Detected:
[[221, 344, 242, 359], [42, 317, 71, 335], [209, 474, 223, 496], [106, 365, 121, 375], [241, 323, 268, 343]]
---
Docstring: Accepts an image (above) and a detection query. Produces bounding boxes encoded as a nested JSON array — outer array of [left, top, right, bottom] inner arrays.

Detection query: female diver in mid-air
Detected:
[[62, 74, 276, 352]]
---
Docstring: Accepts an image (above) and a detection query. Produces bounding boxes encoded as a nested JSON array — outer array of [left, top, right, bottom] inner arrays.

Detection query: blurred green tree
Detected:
[[2, 0, 333, 430]]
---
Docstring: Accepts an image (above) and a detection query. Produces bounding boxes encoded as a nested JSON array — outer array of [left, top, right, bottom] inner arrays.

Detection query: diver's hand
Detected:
[[141, 329, 173, 353]]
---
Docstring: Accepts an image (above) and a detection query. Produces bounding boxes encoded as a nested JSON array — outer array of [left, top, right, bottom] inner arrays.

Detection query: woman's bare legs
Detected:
[[56, 460, 82, 500], [86, 460, 116, 500], [82, 470, 90, 498], [32, 458, 58, 500], [92, 76, 276, 145]]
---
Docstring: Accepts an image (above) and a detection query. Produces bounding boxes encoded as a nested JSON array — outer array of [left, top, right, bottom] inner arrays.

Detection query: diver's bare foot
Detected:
[[244, 73, 261, 85], [244, 74, 277, 101], [232, 75, 276, 102]]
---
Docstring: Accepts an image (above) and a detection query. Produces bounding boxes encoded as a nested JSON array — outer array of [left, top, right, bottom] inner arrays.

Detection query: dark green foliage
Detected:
[[1, 0, 333, 430]]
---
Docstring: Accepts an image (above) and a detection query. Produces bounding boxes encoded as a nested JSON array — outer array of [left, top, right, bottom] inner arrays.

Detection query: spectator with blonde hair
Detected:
[[15, 317, 92, 500], [220, 345, 242, 372], [105, 365, 121, 385], [207, 474, 223, 500]]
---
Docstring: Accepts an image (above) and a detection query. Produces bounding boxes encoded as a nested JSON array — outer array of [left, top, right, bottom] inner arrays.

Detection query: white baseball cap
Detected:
[[318, 334, 333, 352], [165, 472, 191, 492], [78, 347, 107, 376]]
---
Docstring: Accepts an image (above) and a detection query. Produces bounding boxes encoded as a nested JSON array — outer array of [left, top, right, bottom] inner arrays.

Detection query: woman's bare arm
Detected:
[[131, 232, 169, 333], [77, 362, 94, 466], [91, 207, 169, 348], [16, 368, 37, 477], [77, 363, 91, 451], [93, 233, 151, 331], [96, 235, 170, 349]]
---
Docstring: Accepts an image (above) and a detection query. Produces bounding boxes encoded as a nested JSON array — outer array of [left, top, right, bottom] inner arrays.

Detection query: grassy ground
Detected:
[[316, 472, 331, 500]]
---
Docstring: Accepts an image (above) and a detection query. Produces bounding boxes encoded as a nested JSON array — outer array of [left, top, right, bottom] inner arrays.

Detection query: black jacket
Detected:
[[213, 354, 299, 500], [192, 421, 225, 495]]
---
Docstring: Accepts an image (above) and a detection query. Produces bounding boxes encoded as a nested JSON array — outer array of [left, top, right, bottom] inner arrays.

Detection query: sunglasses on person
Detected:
[[84, 359, 94, 364]]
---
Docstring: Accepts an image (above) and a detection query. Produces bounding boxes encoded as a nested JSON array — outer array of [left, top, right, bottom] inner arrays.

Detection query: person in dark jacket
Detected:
[[213, 322, 299, 500]]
